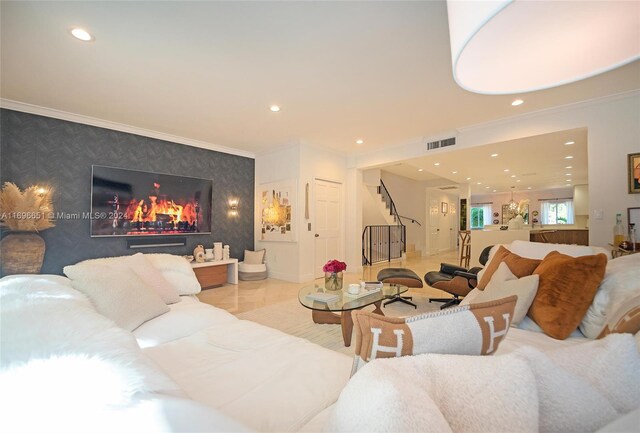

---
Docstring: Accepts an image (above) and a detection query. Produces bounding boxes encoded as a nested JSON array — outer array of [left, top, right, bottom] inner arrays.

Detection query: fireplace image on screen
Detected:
[[91, 165, 213, 237]]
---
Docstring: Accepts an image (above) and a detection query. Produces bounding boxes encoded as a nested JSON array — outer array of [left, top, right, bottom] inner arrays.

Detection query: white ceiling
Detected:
[[381, 128, 588, 195], [1, 1, 639, 156]]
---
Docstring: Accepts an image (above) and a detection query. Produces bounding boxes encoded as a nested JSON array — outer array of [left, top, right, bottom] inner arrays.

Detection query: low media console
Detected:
[[191, 259, 238, 289]]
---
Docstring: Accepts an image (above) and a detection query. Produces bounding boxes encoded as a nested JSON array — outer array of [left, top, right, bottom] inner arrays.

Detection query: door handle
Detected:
[[315, 234, 319, 237]]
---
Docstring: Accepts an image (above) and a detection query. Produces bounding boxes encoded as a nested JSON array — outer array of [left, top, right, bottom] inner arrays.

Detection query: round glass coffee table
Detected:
[[298, 283, 408, 347]]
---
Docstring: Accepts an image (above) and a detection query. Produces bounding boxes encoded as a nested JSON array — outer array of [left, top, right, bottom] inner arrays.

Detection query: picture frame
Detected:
[[259, 179, 297, 242], [441, 202, 448, 214], [629, 207, 640, 228], [629, 153, 640, 194]]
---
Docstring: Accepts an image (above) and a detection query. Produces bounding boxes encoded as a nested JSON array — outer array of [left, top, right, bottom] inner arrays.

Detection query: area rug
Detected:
[[236, 295, 442, 356]]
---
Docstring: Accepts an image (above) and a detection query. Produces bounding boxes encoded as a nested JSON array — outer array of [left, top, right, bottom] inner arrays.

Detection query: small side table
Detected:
[[191, 259, 238, 289]]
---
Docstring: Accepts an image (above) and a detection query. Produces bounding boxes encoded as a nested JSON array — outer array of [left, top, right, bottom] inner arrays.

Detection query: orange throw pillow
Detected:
[[478, 246, 541, 290], [529, 251, 608, 340]]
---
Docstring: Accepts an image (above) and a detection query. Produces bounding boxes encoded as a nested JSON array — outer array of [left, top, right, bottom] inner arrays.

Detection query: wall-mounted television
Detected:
[[91, 165, 212, 237]]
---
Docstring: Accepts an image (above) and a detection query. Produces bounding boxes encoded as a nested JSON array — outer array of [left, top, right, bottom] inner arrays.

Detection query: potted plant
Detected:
[[0, 182, 54, 275], [322, 259, 347, 291]]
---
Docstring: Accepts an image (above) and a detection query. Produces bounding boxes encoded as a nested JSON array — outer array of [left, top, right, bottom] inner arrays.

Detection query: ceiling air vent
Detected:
[[426, 137, 456, 150], [439, 186, 458, 190]]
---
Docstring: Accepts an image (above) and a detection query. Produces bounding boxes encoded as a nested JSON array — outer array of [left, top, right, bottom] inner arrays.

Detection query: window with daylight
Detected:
[[541, 199, 574, 225], [470, 204, 492, 229]]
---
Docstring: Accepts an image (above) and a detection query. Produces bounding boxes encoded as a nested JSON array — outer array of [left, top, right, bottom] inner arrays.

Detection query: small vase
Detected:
[[0, 232, 45, 276], [324, 272, 343, 291]]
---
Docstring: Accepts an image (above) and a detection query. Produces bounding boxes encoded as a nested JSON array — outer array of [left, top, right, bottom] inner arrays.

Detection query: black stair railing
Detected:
[[363, 180, 407, 265], [362, 224, 406, 265]]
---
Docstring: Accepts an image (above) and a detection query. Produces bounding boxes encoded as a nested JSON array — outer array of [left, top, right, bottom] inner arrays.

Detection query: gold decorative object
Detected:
[[0, 182, 55, 276]]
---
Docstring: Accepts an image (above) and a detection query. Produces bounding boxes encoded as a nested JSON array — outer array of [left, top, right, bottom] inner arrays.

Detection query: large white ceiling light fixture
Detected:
[[446, 0, 640, 94]]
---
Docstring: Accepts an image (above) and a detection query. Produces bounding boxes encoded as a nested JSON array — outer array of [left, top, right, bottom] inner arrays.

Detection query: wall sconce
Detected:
[[441, 202, 448, 215], [228, 198, 239, 217]]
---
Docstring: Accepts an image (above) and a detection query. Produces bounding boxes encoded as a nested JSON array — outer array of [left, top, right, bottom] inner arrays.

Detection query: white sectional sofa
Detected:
[[1, 241, 638, 432]]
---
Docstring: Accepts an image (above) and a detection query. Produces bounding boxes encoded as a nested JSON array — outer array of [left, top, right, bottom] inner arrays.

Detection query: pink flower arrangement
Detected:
[[322, 259, 347, 273]]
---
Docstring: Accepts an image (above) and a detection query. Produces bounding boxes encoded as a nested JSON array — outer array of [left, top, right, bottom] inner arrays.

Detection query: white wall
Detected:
[[299, 144, 348, 282], [255, 145, 301, 282], [347, 92, 640, 250], [456, 93, 640, 246], [425, 188, 459, 254], [255, 143, 348, 283]]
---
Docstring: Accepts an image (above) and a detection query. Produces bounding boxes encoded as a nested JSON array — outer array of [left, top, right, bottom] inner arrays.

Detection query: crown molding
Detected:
[[456, 89, 640, 134], [0, 99, 256, 159]]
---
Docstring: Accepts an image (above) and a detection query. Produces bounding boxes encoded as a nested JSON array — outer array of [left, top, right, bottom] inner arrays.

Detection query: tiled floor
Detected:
[[197, 249, 460, 314]]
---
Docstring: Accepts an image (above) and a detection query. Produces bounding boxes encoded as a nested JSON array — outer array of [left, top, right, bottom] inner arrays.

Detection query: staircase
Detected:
[[362, 180, 407, 265]]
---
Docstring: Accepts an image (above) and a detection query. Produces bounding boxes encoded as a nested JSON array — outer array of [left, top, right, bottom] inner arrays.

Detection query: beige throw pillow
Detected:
[[478, 246, 541, 290], [69, 268, 169, 331], [129, 253, 180, 304], [244, 249, 266, 265], [462, 262, 539, 326], [351, 296, 517, 375]]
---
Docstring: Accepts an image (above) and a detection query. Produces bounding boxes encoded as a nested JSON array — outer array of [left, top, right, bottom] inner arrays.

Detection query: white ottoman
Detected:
[[238, 262, 268, 281]]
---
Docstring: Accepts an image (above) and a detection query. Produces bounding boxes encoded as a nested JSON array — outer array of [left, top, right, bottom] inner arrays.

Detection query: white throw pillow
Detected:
[[580, 253, 640, 339], [128, 253, 180, 304], [145, 254, 202, 295], [244, 249, 266, 265], [69, 268, 169, 331], [64, 253, 201, 296], [462, 262, 539, 326]]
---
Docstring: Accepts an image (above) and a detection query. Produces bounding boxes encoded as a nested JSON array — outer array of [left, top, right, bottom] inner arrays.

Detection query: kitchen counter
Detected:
[[529, 229, 589, 246]]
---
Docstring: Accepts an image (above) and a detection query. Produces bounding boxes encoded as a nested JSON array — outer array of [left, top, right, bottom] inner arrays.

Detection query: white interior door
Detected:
[[314, 179, 342, 278]]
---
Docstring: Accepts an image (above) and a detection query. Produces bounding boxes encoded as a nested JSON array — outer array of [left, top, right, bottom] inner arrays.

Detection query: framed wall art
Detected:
[[259, 179, 297, 242], [629, 153, 640, 194]]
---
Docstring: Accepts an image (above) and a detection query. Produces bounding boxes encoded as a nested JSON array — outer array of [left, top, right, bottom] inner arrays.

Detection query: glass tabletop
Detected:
[[298, 283, 408, 312]]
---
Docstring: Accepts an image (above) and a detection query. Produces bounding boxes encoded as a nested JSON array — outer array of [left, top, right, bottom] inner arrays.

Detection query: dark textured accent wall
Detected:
[[0, 109, 254, 274]]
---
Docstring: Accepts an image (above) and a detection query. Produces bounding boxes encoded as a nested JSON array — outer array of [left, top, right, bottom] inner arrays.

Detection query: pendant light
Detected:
[[446, 0, 640, 94], [508, 186, 517, 211]]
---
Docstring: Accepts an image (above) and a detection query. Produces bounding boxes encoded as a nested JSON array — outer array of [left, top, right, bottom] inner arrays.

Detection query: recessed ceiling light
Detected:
[[491, 153, 499, 157], [565, 155, 573, 159], [269, 105, 281, 112], [566, 179, 572, 182], [418, 168, 424, 172], [355, 139, 364, 145], [452, 171, 458, 174], [434, 162, 440, 166], [70, 28, 93, 41], [485, 186, 490, 189], [516, 179, 521, 182], [511, 175, 516, 178], [503, 169, 510, 172], [466, 177, 471, 181], [493, 189, 497, 192], [511, 99, 524, 106], [477, 182, 482, 185], [565, 165, 573, 169], [527, 187, 532, 190], [564, 141, 575, 145], [565, 173, 572, 176]]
